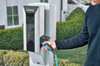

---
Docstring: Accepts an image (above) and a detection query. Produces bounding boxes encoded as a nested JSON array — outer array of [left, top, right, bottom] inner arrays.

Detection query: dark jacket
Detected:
[[56, 4, 100, 66]]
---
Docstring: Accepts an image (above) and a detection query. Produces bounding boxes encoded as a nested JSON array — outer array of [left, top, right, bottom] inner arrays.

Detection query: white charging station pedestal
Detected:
[[23, 3, 57, 66]]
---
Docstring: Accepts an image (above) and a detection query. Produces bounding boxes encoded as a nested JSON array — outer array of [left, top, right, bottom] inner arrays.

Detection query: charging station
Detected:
[[23, 3, 57, 66]]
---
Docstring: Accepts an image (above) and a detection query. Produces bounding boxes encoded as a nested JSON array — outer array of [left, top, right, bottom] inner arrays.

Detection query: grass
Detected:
[[57, 46, 87, 65]]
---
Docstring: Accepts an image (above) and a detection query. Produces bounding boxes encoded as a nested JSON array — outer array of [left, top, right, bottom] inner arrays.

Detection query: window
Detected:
[[0, 25, 5, 29], [7, 6, 19, 26], [41, 0, 48, 2]]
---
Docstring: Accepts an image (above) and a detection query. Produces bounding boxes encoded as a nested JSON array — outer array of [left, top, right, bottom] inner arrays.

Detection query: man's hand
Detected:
[[90, 0, 97, 5], [49, 40, 57, 50], [41, 41, 57, 52]]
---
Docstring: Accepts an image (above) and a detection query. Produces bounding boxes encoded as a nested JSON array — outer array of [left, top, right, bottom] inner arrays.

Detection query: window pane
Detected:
[[13, 6, 18, 15], [7, 7, 12, 15], [7, 16, 13, 26], [7, 6, 19, 26], [14, 16, 19, 25]]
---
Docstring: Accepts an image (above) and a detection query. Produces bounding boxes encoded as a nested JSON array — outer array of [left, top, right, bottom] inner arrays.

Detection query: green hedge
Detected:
[[56, 8, 85, 41], [0, 28, 23, 50]]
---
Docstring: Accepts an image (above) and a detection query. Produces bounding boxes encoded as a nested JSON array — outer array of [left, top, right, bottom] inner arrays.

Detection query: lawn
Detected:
[[57, 46, 87, 66]]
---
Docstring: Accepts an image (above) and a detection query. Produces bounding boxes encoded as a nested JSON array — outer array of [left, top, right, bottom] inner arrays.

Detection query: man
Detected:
[[48, 0, 100, 66]]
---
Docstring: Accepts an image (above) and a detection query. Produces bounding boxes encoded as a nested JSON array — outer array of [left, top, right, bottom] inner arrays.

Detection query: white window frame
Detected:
[[7, 6, 19, 26]]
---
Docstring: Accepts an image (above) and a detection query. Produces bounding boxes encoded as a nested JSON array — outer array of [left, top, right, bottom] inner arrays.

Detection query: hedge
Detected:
[[56, 8, 85, 41], [0, 28, 23, 50]]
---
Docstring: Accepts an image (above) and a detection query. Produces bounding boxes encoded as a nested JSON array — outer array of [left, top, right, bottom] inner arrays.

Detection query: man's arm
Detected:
[[56, 14, 89, 49]]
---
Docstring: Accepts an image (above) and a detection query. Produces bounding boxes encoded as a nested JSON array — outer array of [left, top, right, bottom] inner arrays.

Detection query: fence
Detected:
[[0, 56, 29, 66]]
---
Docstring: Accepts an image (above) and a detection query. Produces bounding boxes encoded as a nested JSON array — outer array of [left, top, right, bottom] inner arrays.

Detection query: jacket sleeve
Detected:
[[56, 14, 89, 49]]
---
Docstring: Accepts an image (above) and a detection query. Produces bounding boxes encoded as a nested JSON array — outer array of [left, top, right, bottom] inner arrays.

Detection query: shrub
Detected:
[[56, 8, 85, 41], [0, 28, 23, 50], [3, 51, 28, 64], [0, 50, 29, 66]]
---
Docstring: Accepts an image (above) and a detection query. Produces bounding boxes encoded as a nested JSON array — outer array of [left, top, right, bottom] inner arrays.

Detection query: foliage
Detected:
[[0, 50, 28, 66], [57, 8, 85, 41], [0, 28, 23, 50]]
